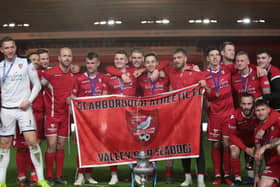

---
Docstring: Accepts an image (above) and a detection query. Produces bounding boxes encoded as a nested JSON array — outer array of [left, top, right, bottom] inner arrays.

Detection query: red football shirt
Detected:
[[106, 68, 137, 96], [138, 73, 169, 96], [228, 108, 258, 151], [72, 72, 108, 97], [255, 113, 280, 165], [203, 65, 235, 117], [164, 65, 203, 90], [43, 65, 76, 117], [232, 67, 270, 100]]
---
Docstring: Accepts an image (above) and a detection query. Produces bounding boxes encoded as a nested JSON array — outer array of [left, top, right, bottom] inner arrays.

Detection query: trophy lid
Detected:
[[135, 150, 150, 160]]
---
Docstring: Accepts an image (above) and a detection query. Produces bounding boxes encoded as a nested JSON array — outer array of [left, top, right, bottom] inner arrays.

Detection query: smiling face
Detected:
[[257, 52, 272, 69], [39, 52, 49, 69], [130, 52, 144, 69], [59, 48, 72, 68], [29, 53, 40, 69], [144, 55, 159, 73], [114, 53, 128, 70]]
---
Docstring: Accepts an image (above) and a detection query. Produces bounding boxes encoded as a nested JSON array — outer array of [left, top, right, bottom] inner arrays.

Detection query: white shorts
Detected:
[[0, 107, 36, 136]]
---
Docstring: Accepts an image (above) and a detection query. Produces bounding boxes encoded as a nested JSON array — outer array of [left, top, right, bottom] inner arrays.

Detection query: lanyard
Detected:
[[117, 78, 124, 95], [267, 64, 271, 72], [87, 72, 98, 96], [239, 68, 250, 93], [3, 58, 16, 83], [117, 68, 127, 95], [210, 67, 221, 95], [265, 129, 270, 144], [147, 74, 157, 95]]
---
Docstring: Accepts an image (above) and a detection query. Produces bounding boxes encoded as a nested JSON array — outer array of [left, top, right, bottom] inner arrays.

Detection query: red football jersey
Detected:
[[203, 65, 235, 117], [255, 112, 280, 165], [228, 108, 258, 151], [138, 73, 169, 96], [232, 68, 270, 100], [72, 72, 108, 97], [164, 65, 203, 90], [106, 68, 136, 96], [43, 65, 76, 117]]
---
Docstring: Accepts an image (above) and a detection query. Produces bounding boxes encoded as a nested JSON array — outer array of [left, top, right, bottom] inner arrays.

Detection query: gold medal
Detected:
[[216, 92, 219, 97]]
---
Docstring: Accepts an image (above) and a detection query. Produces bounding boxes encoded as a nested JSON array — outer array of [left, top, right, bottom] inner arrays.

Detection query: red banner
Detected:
[[72, 84, 204, 167]]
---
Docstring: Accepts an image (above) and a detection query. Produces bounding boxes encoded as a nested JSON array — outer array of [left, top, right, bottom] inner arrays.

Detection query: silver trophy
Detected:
[[133, 151, 154, 187]]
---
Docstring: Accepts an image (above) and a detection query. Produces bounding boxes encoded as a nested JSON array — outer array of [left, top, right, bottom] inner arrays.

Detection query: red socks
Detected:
[[230, 157, 241, 177], [223, 150, 231, 176], [110, 166, 117, 173], [85, 168, 93, 174], [45, 152, 56, 178], [165, 169, 172, 177], [16, 149, 29, 178], [56, 149, 65, 178], [211, 148, 221, 176]]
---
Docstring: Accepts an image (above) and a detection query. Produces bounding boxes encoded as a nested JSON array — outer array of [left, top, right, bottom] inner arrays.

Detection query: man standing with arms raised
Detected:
[[0, 36, 49, 187], [42, 47, 76, 186]]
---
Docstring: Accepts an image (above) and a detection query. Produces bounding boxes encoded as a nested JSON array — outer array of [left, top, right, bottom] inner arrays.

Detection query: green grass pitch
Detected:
[[5, 134, 252, 187]]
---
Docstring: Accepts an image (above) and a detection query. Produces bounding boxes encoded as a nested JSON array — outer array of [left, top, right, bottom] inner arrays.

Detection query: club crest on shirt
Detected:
[[221, 70, 225, 74], [126, 109, 159, 146], [252, 76, 255, 80], [18, 64, 23, 69]]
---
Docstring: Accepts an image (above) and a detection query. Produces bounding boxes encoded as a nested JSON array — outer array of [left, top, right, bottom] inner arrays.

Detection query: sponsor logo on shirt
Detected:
[[228, 124, 236, 129], [264, 81, 269, 85]]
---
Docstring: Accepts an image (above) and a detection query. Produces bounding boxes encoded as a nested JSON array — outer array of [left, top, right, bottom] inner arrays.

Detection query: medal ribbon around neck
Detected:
[[3, 57, 16, 83], [210, 67, 221, 96], [267, 64, 272, 72], [87, 72, 98, 96], [239, 67, 250, 93], [117, 68, 127, 95], [147, 74, 157, 95]]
